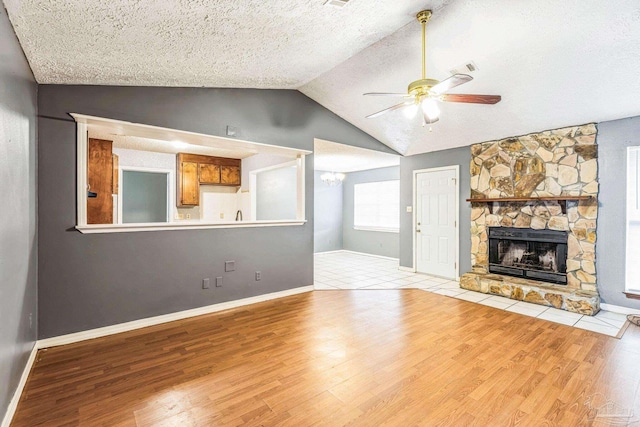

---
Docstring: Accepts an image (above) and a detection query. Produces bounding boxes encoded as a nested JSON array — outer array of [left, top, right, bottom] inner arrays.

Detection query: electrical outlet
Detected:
[[225, 261, 235, 272], [202, 278, 210, 289], [186, 213, 191, 219], [255, 271, 261, 281], [406, 206, 413, 213], [219, 213, 224, 219], [216, 276, 223, 287]]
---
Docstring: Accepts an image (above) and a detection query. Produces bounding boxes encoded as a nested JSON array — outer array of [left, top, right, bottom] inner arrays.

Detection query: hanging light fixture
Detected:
[[320, 172, 345, 186]]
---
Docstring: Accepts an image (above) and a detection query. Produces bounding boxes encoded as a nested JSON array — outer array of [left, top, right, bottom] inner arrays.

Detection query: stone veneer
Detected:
[[460, 124, 600, 315]]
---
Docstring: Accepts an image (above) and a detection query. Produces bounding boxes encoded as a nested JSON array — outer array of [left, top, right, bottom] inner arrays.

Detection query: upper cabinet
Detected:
[[199, 163, 220, 184], [87, 138, 114, 224], [176, 153, 241, 207]]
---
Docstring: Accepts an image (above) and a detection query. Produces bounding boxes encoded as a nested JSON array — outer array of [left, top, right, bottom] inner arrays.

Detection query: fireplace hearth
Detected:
[[488, 227, 568, 284]]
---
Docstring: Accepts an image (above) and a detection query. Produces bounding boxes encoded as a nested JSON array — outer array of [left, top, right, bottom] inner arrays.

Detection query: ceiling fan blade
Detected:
[[441, 94, 502, 104], [429, 74, 473, 95], [364, 92, 411, 97], [423, 112, 439, 125], [366, 101, 412, 119]]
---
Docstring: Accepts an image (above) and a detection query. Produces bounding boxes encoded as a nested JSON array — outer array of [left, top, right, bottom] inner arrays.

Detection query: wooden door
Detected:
[[220, 165, 240, 185], [87, 138, 114, 224], [180, 162, 199, 206], [416, 168, 458, 278], [199, 163, 220, 184]]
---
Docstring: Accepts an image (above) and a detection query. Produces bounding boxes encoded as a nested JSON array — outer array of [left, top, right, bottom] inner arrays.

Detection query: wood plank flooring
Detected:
[[11, 290, 640, 426]]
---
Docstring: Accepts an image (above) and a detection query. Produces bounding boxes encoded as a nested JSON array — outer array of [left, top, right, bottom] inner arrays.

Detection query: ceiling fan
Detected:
[[364, 10, 501, 126]]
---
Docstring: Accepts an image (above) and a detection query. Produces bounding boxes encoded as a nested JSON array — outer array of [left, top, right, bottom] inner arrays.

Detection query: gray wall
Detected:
[[400, 147, 471, 273], [37, 85, 395, 338], [343, 166, 400, 258], [0, 6, 38, 420], [313, 170, 343, 253], [596, 116, 640, 309]]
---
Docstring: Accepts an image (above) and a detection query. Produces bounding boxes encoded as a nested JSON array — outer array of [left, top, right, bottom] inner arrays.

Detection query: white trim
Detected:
[[412, 165, 460, 280], [1, 344, 38, 427], [77, 123, 88, 226], [72, 113, 310, 230], [297, 155, 306, 221], [76, 220, 307, 234], [601, 302, 640, 315], [340, 250, 399, 261], [314, 250, 345, 255], [37, 285, 314, 349], [399, 266, 416, 272], [353, 226, 399, 233], [70, 114, 312, 157]]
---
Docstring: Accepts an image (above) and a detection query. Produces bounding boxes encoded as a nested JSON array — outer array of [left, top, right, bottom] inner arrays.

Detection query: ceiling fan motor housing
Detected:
[[408, 78, 439, 96]]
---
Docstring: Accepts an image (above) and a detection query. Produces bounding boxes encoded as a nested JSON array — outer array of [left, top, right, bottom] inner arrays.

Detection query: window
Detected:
[[626, 147, 640, 293], [354, 180, 400, 232]]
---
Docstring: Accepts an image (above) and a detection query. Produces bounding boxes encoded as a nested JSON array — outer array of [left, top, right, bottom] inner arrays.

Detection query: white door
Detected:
[[416, 168, 458, 278]]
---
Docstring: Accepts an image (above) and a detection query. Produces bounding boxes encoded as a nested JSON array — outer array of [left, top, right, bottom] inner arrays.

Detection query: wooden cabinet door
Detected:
[[180, 162, 199, 206], [199, 163, 220, 184], [220, 165, 240, 185], [87, 138, 114, 224]]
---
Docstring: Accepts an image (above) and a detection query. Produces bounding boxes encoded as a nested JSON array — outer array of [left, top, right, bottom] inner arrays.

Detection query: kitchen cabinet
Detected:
[[221, 165, 240, 185], [199, 163, 220, 184], [176, 153, 241, 207], [179, 161, 199, 206]]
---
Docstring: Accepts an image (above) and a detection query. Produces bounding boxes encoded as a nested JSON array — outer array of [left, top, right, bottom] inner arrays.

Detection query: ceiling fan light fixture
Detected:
[[421, 98, 440, 120], [402, 103, 419, 119]]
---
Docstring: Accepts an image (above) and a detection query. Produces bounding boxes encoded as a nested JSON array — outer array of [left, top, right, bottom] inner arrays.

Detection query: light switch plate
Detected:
[[225, 261, 235, 272], [202, 278, 210, 289], [406, 206, 413, 213], [216, 277, 223, 287]]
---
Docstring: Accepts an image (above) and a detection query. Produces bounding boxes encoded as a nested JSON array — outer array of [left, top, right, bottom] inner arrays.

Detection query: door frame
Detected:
[[412, 165, 460, 280]]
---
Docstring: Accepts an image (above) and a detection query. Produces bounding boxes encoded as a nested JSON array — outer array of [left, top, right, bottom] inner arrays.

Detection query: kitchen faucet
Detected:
[[235, 210, 243, 221]]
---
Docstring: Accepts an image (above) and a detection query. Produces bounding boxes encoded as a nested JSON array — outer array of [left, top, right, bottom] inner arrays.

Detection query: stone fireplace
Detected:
[[460, 124, 600, 315]]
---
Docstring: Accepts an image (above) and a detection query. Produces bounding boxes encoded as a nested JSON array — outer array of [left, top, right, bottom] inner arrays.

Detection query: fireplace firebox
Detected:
[[488, 227, 568, 284]]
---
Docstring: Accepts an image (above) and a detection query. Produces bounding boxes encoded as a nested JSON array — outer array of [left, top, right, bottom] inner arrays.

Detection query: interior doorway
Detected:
[[413, 166, 459, 279]]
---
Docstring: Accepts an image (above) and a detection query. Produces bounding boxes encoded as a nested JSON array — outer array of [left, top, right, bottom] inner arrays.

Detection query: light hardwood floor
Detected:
[[11, 290, 640, 426]]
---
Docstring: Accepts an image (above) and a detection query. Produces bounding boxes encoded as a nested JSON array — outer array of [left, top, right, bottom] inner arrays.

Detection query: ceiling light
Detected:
[[320, 172, 345, 186], [403, 103, 419, 119], [324, 0, 350, 8], [421, 98, 440, 121]]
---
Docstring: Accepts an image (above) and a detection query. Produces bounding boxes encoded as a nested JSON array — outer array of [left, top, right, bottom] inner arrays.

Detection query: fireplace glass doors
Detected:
[[488, 227, 568, 284]]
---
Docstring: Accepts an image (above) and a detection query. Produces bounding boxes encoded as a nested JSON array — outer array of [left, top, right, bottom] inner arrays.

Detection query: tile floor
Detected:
[[314, 251, 629, 337]]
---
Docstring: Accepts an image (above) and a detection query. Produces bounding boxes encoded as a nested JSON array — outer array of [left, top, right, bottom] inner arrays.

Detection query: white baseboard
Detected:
[[340, 250, 399, 261], [37, 285, 313, 349], [601, 302, 640, 315], [1, 344, 38, 427], [398, 266, 415, 272], [313, 250, 344, 255]]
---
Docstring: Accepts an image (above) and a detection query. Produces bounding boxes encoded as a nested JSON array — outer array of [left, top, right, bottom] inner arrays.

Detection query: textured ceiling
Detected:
[[314, 138, 399, 173], [4, 0, 446, 87], [301, 0, 640, 155], [6, 0, 640, 156]]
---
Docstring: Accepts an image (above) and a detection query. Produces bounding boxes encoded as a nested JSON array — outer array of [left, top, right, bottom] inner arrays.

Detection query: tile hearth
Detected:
[[314, 251, 627, 337]]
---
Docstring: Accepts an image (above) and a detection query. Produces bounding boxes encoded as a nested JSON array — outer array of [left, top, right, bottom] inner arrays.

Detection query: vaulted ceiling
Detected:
[[5, 0, 640, 155]]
